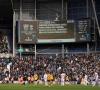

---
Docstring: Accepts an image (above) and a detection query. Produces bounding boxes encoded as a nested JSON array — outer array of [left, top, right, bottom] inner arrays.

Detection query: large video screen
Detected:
[[17, 19, 91, 44]]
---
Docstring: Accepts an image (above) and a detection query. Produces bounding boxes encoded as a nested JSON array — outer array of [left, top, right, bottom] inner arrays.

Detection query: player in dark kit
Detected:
[[22, 75, 27, 87]]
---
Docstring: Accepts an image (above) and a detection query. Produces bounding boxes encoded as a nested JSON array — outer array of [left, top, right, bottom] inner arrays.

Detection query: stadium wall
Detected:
[[13, 0, 100, 56]]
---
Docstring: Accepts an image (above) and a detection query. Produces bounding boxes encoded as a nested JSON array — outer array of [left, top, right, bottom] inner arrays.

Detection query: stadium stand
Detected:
[[0, 52, 99, 84], [0, 30, 12, 82], [0, 0, 100, 86]]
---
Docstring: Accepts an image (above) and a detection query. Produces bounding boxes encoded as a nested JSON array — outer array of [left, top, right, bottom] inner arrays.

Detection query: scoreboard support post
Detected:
[[35, 44, 36, 60], [13, 10, 15, 56], [87, 43, 89, 53], [62, 44, 64, 58], [62, 0, 64, 19], [19, 45, 22, 60], [34, 0, 36, 20]]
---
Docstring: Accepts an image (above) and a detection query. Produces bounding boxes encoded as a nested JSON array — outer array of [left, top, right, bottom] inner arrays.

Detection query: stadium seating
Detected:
[[0, 33, 11, 81], [0, 53, 100, 83], [0, 50, 100, 84]]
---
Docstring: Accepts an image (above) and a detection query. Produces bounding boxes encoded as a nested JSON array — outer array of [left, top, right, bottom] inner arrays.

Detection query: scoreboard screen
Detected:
[[18, 21, 38, 44], [17, 19, 91, 44], [76, 19, 91, 41], [37, 20, 75, 43]]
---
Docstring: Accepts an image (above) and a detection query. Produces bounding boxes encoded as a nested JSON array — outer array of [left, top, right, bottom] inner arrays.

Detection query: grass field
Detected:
[[0, 84, 99, 90]]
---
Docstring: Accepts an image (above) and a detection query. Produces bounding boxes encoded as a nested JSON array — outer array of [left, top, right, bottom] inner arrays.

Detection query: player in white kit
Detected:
[[84, 74, 88, 86], [61, 72, 66, 86], [92, 72, 99, 87], [43, 73, 48, 86]]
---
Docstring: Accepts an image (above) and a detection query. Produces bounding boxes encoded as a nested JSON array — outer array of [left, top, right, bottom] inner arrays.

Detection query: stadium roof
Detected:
[[0, 0, 85, 25], [0, 0, 13, 24]]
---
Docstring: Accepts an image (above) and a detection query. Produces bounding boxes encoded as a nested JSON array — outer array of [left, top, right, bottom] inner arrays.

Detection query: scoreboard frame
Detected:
[[17, 19, 91, 44]]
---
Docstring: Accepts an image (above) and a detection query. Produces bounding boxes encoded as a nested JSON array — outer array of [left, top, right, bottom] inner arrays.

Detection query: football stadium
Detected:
[[0, 0, 100, 90]]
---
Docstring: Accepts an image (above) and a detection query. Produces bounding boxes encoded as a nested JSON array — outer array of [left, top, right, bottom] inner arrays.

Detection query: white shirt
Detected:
[[84, 75, 88, 80], [94, 72, 98, 80], [61, 73, 65, 81], [43, 74, 47, 81]]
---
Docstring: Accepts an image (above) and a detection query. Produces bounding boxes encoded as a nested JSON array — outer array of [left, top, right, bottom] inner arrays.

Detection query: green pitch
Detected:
[[0, 84, 99, 90]]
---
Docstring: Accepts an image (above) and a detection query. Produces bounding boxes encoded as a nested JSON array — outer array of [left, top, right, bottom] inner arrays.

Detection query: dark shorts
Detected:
[[51, 79, 54, 81], [47, 80, 50, 82], [66, 80, 69, 82]]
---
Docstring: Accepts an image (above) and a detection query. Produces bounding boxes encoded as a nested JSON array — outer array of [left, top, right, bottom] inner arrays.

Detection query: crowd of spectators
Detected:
[[0, 36, 9, 53], [0, 31, 100, 83], [0, 52, 100, 84], [0, 31, 11, 81]]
